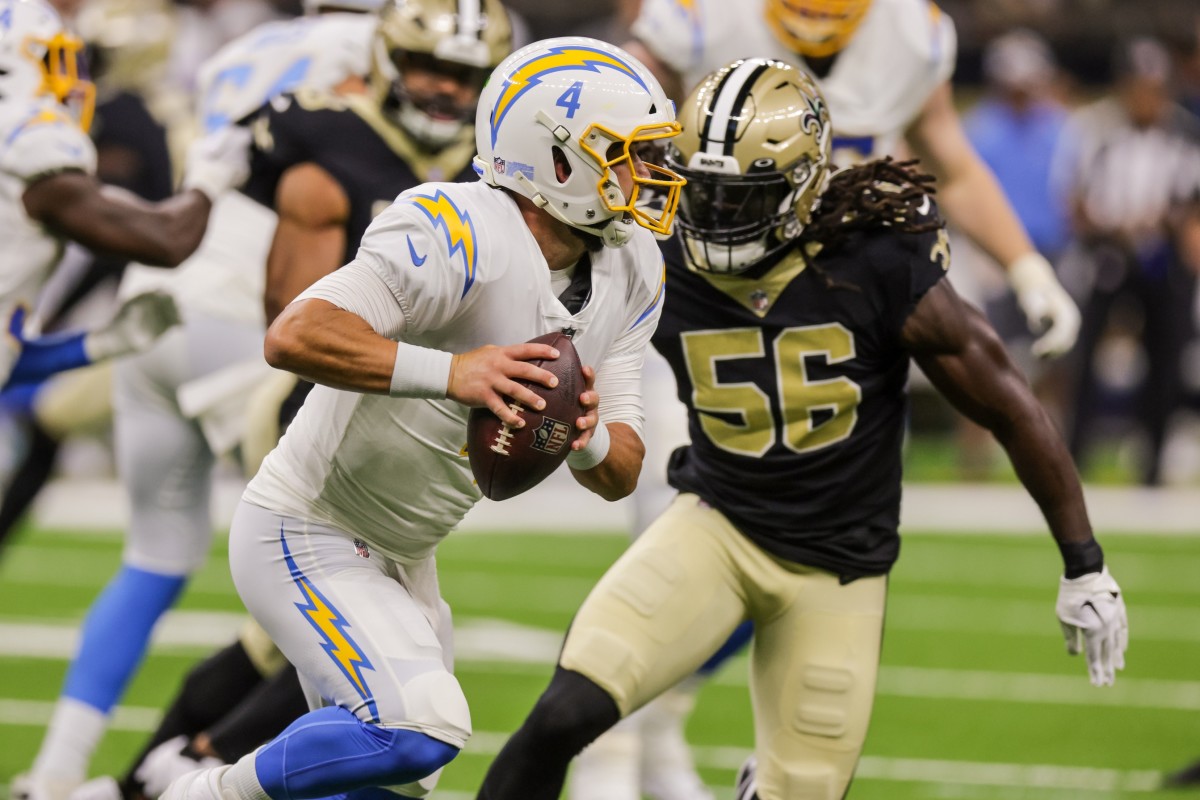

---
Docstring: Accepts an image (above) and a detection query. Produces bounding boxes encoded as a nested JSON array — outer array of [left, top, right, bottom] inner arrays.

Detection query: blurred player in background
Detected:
[[160, 34, 680, 800], [0, 0, 177, 554], [0, 0, 242, 398], [11, 0, 382, 797], [574, 3, 1088, 794], [59, 3, 512, 799], [478, 58, 1129, 800]]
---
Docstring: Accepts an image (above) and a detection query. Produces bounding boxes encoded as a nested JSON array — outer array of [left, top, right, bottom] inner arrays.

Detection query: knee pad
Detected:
[[392, 671, 471, 748]]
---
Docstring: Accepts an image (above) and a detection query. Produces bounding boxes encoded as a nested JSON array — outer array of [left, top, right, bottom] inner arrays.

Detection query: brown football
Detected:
[[467, 331, 585, 501]]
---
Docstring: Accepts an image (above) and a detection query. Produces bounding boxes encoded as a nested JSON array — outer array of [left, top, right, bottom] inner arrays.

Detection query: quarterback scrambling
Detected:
[[159, 35, 681, 800], [477, 59, 1127, 800]]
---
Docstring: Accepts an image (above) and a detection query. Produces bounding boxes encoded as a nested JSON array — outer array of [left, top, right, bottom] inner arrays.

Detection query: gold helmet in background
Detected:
[[74, 0, 173, 96], [370, 0, 512, 147], [668, 58, 832, 274], [765, 0, 871, 58]]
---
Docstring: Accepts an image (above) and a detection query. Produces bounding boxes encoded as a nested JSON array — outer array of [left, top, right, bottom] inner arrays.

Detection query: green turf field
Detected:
[[1, 524, 1197, 799]]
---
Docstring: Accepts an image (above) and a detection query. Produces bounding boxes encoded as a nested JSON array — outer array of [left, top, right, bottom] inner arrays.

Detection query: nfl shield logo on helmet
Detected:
[[493, 157, 507, 174]]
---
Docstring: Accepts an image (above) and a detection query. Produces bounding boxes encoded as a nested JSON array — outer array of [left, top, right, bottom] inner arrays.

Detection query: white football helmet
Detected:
[[0, 0, 95, 129], [474, 36, 685, 248]]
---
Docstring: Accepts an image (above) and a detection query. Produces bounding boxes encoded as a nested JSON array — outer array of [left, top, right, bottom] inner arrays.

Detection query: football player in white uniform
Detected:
[[159, 35, 682, 800], [574, 4, 1084, 796], [13, 6, 380, 800], [53, 4, 514, 800], [0, 0, 244, 394]]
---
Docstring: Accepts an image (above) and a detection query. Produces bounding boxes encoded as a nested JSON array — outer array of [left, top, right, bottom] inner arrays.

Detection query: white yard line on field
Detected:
[[3, 617, 1198, 711], [0, 714, 1167, 794], [30, 477, 1200, 535]]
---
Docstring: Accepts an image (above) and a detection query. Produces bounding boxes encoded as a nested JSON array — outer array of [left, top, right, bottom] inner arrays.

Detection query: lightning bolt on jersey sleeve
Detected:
[[351, 187, 479, 336], [195, 14, 375, 132], [0, 105, 96, 182]]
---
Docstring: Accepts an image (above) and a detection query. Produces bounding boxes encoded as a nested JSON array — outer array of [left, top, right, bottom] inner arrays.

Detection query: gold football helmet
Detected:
[[765, 0, 872, 58], [370, 0, 512, 147], [668, 58, 832, 274]]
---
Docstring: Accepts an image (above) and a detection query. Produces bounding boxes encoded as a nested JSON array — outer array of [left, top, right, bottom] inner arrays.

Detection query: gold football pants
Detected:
[[560, 493, 886, 800]]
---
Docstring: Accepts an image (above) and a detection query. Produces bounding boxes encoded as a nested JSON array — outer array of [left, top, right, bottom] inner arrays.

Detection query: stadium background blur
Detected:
[[1, 0, 1199, 797]]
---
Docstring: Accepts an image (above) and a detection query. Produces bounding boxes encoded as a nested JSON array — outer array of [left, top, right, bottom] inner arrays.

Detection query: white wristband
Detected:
[[567, 420, 611, 471], [389, 341, 453, 399], [1006, 252, 1056, 295]]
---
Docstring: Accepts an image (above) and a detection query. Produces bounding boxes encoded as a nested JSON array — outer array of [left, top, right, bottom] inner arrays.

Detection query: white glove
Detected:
[[84, 291, 181, 362], [1007, 252, 1081, 359], [1055, 566, 1128, 686], [135, 735, 225, 799], [182, 124, 253, 201]]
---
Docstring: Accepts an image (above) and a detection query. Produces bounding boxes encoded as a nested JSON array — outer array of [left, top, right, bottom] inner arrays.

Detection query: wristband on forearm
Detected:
[[566, 420, 611, 470], [389, 341, 452, 399], [1057, 537, 1105, 579]]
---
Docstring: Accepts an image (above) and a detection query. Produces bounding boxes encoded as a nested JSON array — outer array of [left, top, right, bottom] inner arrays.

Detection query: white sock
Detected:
[[221, 751, 271, 800], [31, 698, 108, 782], [569, 714, 643, 800]]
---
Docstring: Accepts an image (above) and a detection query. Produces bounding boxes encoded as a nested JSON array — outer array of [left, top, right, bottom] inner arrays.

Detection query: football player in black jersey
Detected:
[[477, 59, 1128, 800], [67, 5, 513, 800]]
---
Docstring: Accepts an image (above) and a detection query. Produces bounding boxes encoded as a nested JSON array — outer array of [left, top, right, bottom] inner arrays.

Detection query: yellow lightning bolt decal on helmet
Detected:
[[280, 529, 379, 721], [489, 44, 649, 149], [408, 190, 479, 298]]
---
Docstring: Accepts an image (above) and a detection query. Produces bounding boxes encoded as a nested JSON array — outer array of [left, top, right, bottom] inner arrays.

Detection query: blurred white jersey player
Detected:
[[633, 0, 953, 163], [0, 0, 185, 392], [15, 9, 379, 800]]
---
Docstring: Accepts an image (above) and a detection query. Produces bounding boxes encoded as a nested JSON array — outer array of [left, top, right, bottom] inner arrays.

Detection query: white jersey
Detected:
[[0, 100, 96, 321], [120, 13, 375, 324], [632, 0, 956, 162], [245, 180, 666, 562]]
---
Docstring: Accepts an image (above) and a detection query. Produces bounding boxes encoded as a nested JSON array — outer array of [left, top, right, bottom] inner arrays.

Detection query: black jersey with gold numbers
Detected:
[[655, 203, 951, 581], [240, 90, 478, 263]]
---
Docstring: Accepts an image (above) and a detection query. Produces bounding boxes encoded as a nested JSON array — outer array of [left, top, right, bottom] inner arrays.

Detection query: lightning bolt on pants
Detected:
[[228, 500, 471, 799]]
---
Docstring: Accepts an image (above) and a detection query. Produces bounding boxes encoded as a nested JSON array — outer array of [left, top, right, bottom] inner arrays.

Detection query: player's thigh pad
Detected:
[[34, 361, 114, 438], [228, 500, 471, 748], [559, 493, 749, 716], [749, 565, 886, 800]]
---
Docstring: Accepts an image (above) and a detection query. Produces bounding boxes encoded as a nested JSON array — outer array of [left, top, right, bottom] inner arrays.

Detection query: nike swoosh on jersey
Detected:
[[407, 235, 428, 267]]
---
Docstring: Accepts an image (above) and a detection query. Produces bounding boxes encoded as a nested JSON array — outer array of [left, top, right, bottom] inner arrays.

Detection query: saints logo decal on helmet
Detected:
[[668, 58, 832, 274]]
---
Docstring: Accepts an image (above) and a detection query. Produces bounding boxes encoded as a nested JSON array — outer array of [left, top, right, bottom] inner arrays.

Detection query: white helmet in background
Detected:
[[474, 36, 685, 248], [0, 0, 95, 129]]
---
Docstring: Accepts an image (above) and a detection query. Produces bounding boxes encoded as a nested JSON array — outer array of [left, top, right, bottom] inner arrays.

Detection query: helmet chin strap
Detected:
[[510, 171, 635, 248]]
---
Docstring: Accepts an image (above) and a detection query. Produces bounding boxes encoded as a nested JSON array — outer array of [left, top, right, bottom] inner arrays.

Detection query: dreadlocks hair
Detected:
[[799, 157, 942, 291]]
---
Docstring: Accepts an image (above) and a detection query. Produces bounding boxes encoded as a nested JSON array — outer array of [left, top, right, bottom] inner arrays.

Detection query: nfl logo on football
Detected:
[[532, 417, 571, 455]]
